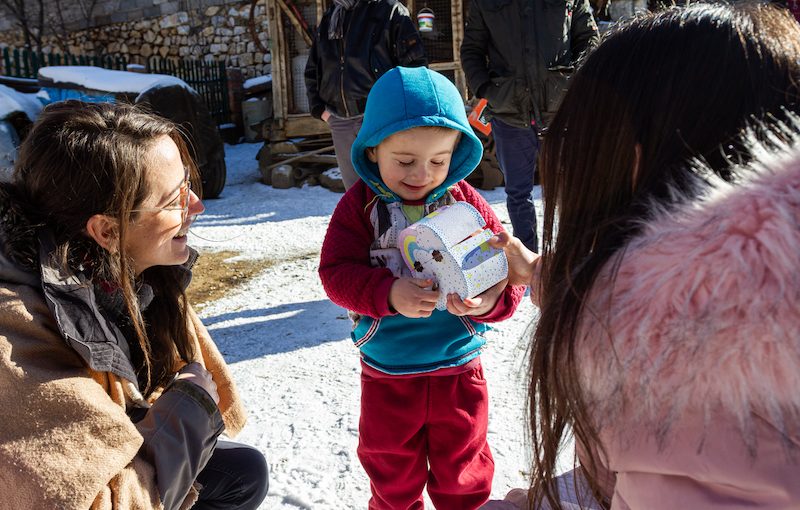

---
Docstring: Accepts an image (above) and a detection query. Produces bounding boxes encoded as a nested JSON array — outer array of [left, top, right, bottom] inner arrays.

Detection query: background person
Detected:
[[460, 0, 599, 253], [485, 3, 800, 508], [0, 101, 268, 510], [305, 0, 428, 191]]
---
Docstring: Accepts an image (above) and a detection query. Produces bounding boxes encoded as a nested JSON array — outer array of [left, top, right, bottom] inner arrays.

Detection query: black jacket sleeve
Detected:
[[305, 21, 327, 120], [135, 379, 224, 510], [390, 3, 428, 67], [569, 0, 600, 64], [460, 0, 491, 98]]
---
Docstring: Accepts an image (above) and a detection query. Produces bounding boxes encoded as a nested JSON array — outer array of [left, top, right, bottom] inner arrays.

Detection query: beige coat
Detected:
[[0, 280, 246, 509]]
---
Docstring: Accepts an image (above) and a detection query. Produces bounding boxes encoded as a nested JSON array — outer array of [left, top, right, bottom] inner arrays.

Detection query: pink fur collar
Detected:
[[578, 142, 800, 453]]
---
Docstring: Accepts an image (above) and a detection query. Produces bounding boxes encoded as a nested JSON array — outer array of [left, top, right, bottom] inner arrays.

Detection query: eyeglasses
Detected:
[[131, 172, 193, 222]]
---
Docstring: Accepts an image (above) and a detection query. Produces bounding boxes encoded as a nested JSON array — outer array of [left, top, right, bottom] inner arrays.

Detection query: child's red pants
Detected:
[[357, 359, 493, 510]]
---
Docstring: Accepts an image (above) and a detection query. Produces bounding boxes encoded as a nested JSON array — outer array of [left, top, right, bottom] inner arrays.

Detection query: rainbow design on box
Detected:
[[398, 202, 508, 310]]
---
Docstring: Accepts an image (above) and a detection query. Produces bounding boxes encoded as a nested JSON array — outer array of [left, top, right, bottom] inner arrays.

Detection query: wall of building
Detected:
[[0, 0, 272, 79], [0, 0, 236, 32]]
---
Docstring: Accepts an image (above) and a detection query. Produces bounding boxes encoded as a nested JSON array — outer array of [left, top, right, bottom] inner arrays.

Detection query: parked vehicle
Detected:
[[37, 66, 227, 198], [0, 83, 42, 181]]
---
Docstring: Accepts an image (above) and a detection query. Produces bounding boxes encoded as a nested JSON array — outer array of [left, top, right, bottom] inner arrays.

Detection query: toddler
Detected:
[[319, 66, 524, 509]]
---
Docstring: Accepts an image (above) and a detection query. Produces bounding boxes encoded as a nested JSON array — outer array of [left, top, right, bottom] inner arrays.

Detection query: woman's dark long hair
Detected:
[[6, 100, 200, 394], [530, 3, 800, 508]]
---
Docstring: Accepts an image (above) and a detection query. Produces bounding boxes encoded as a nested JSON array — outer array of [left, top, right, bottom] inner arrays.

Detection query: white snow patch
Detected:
[[322, 167, 341, 180], [244, 74, 273, 90], [38, 66, 189, 94], [0, 84, 42, 121]]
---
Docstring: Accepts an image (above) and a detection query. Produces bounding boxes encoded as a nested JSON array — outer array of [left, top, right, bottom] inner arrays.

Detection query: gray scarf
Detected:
[[328, 0, 359, 40]]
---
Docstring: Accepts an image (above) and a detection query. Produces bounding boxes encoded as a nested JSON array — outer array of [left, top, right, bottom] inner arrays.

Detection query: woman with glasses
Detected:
[[0, 100, 268, 510]]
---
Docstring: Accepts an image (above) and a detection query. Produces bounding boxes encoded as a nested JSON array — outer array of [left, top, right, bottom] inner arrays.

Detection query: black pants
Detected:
[[194, 440, 269, 510]]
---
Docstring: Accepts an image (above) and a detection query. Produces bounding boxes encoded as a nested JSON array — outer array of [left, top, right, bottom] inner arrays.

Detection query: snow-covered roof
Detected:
[[0, 84, 43, 122], [38, 66, 190, 94]]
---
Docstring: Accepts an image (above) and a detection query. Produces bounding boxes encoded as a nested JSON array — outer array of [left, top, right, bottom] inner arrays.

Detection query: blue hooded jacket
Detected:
[[351, 66, 483, 204], [348, 66, 490, 374]]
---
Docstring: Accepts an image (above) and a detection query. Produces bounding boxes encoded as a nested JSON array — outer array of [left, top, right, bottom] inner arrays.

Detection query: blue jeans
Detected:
[[491, 118, 539, 252]]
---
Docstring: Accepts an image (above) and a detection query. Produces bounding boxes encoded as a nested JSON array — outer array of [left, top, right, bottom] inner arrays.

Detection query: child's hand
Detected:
[[446, 278, 507, 317], [489, 231, 541, 288], [389, 278, 440, 318]]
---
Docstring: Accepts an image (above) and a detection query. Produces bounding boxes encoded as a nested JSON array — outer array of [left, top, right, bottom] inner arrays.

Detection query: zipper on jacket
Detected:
[[339, 14, 351, 117]]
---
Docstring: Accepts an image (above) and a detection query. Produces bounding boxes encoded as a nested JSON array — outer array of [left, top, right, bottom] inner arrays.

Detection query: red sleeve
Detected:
[[452, 181, 525, 323], [319, 182, 397, 317]]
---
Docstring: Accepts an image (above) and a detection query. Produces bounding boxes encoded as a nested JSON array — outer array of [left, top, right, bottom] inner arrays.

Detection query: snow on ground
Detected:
[[190, 142, 551, 509]]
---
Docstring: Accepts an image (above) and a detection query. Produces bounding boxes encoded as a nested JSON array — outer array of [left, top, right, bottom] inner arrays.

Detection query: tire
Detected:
[[200, 153, 227, 199], [136, 84, 227, 198]]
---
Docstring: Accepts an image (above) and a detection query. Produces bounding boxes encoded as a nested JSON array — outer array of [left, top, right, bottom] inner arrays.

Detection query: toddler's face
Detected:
[[367, 127, 460, 201]]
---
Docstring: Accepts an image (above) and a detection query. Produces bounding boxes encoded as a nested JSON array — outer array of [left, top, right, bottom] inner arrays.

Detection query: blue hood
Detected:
[[351, 66, 483, 204]]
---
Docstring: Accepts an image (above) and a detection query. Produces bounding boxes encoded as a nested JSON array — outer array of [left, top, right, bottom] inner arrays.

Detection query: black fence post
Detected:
[[2, 47, 9, 77], [21, 49, 29, 78], [12, 49, 20, 78]]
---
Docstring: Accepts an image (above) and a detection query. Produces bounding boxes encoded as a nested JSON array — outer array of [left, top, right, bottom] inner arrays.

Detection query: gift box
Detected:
[[397, 202, 508, 310]]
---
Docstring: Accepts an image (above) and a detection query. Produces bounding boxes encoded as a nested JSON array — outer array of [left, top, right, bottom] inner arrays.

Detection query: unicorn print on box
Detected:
[[398, 202, 508, 310]]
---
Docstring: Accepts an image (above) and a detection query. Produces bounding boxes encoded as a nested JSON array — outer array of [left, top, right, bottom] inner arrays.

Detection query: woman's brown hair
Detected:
[[8, 100, 200, 394], [530, 3, 800, 508]]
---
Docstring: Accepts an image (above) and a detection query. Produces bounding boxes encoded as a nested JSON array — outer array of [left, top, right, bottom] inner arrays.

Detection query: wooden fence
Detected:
[[1, 47, 127, 78], [148, 56, 229, 126], [1, 47, 230, 125]]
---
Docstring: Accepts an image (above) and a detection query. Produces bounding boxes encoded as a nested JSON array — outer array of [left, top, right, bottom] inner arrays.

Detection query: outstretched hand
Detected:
[[446, 278, 507, 316], [389, 277, 440, 318], [489, 231, 542, 305], [489, 231, 541, 284]]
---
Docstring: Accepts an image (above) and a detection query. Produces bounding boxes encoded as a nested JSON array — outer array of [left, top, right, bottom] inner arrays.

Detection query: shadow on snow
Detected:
[[203, 298, 353, 362]]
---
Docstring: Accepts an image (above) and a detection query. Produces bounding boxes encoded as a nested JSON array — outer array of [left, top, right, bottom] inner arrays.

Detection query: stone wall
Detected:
[[0, 0, 658, 81], [0, 0, 235, 32], [0, 0, 272, 80]]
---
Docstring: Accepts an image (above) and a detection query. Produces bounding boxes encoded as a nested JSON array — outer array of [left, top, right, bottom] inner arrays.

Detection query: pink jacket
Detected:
[[576, 144, 800, 508]]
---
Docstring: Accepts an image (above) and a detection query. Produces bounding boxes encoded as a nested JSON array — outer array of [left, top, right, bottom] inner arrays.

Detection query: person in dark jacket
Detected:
[[305, 0, 427, 190], [0, 101, 267, 510], [461, 0, 599, 252]]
